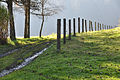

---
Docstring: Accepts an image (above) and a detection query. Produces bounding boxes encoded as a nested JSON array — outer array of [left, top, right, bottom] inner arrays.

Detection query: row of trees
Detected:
[[0, 0, 61, 40]]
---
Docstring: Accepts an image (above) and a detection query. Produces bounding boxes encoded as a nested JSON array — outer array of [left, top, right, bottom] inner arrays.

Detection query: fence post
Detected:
[[91, 21, 93, 31], [63, 18, 66, 44], [98, 23, 99, 31], [102, 24, 104, 30], [73, 18, 76, 36], [78, 17, 80, 33], [100, 24, 101, 30], [69, 19, 71, 40], [82, 19, 84, 32], [95, 22, 97, 31], [85, 20, 87, 32], [57, 19, 61, 51], [89, 20, 91, 31]]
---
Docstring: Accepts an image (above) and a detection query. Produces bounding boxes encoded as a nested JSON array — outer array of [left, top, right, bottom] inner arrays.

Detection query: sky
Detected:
[[13, 0, 120, 37]]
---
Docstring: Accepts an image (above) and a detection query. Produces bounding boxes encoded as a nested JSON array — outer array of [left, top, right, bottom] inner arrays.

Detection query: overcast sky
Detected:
[[14, 0, 120, 37]]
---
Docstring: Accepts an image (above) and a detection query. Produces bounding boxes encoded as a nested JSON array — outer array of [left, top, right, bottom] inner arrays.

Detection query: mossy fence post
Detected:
[[78, 17, 80, 33], [69, 19, 71, 40], [63, 18, 66, 44], [82, 19, 84, 32], [57, 19, 61, 51], [73, 18, 76, 36]]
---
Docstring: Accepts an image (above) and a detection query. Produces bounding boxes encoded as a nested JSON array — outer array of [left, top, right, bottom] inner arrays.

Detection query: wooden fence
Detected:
[[57, 17, 115, 51]]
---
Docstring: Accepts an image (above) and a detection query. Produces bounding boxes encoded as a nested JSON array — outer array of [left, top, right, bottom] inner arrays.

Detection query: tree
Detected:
[[7, 0, 16, 40], [14, 0, 39, 38], [23, 0, 30, 38], [0, 4, 9, 44], [0, 0, 16, 40], [31, 0, 61, 37]]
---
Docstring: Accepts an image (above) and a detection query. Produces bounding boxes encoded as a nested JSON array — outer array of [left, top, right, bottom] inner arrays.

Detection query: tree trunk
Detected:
[[7, 0, 16, 40], [39, 15, 44, 38], [24, 0, 30, 38]]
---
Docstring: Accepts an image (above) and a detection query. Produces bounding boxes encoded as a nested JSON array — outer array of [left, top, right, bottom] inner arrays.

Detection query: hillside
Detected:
[[1, 27, 120, 80]]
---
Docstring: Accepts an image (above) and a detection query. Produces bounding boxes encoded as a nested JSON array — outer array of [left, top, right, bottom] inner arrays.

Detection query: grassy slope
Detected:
[[1, 28, 120, 80]]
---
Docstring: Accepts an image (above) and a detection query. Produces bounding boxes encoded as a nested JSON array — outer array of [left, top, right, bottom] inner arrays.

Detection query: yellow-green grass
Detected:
[[1, 28, 120, 80]]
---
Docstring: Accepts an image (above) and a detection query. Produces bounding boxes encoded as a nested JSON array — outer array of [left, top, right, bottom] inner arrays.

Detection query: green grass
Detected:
[[0, 34, 58, 72], [1, 28, 120, 80]]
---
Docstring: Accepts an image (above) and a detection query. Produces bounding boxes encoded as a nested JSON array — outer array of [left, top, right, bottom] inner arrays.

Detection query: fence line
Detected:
[[57, 17, 115, 51]]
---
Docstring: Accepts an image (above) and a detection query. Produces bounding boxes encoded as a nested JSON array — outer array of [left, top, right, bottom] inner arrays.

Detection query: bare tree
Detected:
[[31, 0, 61, 37]]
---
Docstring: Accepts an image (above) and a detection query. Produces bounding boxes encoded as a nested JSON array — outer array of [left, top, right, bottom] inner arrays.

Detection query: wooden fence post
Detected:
[[63, 18, 66, 44], [95, 22, 97, 31], [100, 24, 101, 30], [102, 24, 104, 30], [82, 19, 84, 32], [57, 19, 61, 51], [78, 17, 80, 33], [111, 26, 113, 29], [98, 23, 99, 31], [73, 18, 76, 36], [69, 19, 71, 40], [91, 21, 93, 31], [85, 20, 87, 32], [89, 20, 91, 31]]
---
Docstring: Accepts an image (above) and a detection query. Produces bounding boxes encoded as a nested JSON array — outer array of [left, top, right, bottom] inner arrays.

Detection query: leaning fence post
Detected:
[[95, 22, 97, 31], [57, 19, 61, 51], [82, 19, 84, 32], [73, 18, 76, 36], [63, 18, 66, 44], [85, 20, 87, 32], [69, 19, 71, 40], [78, 17, 80, 33]]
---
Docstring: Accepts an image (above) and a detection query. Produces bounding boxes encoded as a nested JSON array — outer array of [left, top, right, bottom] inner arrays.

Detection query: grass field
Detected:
[[0, 34, 57, 73], [1, 28, 120, 80]]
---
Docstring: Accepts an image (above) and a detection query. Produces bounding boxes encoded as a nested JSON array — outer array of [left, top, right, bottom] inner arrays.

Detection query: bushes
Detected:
[[0, 4, 8, 45]]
